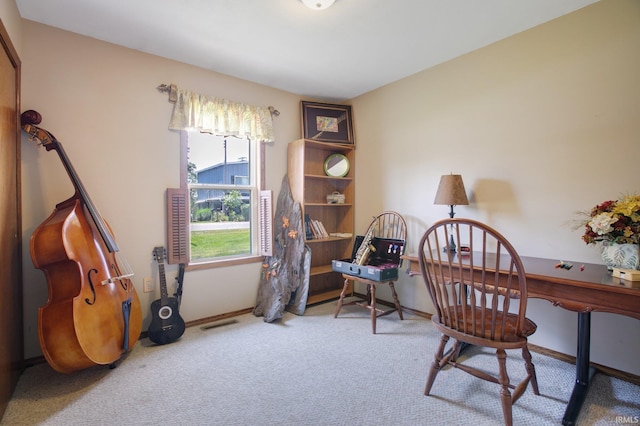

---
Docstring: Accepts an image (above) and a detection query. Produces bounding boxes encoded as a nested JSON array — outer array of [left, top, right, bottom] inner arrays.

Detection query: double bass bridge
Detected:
[[102, 251, 135, 288], [101, 272, 134, 286]]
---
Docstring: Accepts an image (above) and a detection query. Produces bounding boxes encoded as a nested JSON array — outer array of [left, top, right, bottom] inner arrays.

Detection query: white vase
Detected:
[[600, 242, 640, 271]]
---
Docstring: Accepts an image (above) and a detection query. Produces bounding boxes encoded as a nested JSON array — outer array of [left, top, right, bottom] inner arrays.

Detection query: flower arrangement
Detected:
[[579, 194, 640, 245]]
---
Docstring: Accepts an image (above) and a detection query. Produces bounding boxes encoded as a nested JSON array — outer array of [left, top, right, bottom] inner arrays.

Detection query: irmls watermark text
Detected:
[[616, 416, 640, 424]]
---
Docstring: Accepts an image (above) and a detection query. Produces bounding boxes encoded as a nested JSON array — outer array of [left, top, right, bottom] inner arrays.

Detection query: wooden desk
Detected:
[[401, 253, 640, 426]]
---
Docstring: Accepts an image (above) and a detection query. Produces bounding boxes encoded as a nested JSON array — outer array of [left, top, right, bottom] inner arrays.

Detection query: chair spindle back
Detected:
[[418, 218, 529, 342]]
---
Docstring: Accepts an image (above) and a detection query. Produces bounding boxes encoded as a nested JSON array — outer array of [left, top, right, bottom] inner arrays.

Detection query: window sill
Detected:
[[185, 255, 264, 271]]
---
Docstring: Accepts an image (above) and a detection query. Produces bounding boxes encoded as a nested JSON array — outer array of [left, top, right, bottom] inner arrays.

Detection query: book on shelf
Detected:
[[304, 214, 314, 240], [304, 215, 329, 239], [316, 220, 329, 238], [309, 219, 320, 239], [312, 219, 328, 238]]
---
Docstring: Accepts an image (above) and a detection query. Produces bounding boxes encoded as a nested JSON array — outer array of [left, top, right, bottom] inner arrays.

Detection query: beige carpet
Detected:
[[2, 301, 638, 425]]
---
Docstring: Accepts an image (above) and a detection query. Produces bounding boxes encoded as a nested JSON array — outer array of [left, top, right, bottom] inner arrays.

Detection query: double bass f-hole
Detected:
[[85, 268, 99, 305]]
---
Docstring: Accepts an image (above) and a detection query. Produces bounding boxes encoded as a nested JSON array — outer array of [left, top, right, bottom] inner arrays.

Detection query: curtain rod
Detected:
[[156, 83, 280, 116]]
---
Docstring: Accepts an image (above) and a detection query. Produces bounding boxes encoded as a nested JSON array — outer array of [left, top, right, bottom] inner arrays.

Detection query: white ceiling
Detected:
[[16, 0, 599, 102]]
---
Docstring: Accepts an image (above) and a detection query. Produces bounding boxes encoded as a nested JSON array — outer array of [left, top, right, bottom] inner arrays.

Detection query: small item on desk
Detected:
[[555, 260, 573, 270], [459, 245, 471, 256], [580, 264, 585, 271], [612, 267, 640, 282]]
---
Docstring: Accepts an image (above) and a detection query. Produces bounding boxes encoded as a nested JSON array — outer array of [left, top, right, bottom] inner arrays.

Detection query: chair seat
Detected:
[[433, 305, 537, 344]]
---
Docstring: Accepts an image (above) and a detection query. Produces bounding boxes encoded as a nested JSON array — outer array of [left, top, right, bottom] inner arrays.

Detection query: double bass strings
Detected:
[[101, 251, 134, 285]]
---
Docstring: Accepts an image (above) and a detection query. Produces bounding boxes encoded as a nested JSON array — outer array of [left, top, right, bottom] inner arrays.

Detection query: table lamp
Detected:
[[434, 174, 469, 252]]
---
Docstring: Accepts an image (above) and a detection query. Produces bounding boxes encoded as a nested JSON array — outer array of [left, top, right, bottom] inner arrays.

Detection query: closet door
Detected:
[[0, 19, 22, 419]]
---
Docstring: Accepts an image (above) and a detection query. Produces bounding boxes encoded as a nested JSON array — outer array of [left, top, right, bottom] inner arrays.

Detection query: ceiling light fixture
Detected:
[[300, 0, 336, 11]]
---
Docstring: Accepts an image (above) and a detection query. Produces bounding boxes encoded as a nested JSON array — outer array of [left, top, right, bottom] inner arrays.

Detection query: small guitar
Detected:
[[148, 247, 185, 345]]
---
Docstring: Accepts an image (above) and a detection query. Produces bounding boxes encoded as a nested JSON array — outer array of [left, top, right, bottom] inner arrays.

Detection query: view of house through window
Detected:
[[186, 131, 257, 261]]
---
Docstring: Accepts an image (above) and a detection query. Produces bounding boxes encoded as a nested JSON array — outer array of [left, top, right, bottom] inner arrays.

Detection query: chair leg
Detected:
[[370, 283, 377, 334], [425, 334, 449, 395], [388, 281, 403, 320], [496, 348, 513, 426], [334, 277, 351, 318], [522, 345, 540, 395]]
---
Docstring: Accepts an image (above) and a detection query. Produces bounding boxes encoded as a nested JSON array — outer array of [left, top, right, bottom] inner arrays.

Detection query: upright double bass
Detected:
[[21, 110, 142, 373]]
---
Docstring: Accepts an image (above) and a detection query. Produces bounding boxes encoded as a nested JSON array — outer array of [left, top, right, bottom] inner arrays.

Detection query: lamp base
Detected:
[[443, 234, 457, 253]]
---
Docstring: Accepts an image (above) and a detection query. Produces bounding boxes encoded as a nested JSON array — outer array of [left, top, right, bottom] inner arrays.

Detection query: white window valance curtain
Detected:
[[165, 84, 275, 142]]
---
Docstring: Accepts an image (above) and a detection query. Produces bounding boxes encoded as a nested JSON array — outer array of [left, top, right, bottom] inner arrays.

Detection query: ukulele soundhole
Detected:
[[158, 306, 173, 320]]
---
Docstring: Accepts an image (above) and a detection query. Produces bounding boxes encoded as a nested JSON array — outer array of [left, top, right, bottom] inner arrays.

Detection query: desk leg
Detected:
[[562, 312, 597, 426]]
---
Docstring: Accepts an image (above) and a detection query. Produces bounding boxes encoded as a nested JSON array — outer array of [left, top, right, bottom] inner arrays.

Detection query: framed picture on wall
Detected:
[[301, 101, 354, 144]]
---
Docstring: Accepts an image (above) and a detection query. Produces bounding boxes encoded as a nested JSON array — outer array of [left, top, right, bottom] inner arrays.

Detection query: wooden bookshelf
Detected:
[[288, 139, 355, 304]]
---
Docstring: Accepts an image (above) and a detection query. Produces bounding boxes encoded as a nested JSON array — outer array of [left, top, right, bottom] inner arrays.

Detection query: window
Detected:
[[167, 131, 267, 267], [162, 85, 276, 267]]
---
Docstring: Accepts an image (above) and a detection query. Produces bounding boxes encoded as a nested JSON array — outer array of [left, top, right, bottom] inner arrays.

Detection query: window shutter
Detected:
[[259, 190, 273, 256], [166, 187, 190, 264]]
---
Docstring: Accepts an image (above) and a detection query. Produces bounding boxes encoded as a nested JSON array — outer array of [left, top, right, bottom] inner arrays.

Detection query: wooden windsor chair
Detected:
[[334, 211, 407, 334], [417, 218, 539, 426]]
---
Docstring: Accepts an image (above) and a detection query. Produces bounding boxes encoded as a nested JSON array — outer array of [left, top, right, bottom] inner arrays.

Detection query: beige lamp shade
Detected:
[[434, 174, 469, 206]]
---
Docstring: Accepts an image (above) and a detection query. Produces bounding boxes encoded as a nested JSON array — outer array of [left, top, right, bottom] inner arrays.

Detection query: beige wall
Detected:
[[351, 0, 640, 375], [19, 20, 301, 358]]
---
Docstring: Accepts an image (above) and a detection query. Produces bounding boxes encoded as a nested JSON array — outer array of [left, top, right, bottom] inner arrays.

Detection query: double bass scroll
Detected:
[[22, 110, 142, 373]]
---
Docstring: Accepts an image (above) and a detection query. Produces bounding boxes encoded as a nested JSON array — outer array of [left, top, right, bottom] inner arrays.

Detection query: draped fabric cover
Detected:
[[253, 175, 308, 322], [168, 88, 275, 142]]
